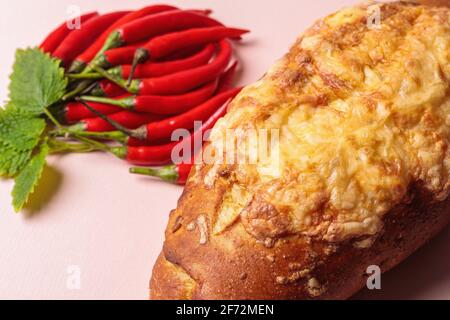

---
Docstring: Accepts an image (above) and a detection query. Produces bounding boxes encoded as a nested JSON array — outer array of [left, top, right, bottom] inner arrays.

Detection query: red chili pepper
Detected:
[[73, 111, 164, 132], [100, 10, 222, 53], [125, 95, 233, 169], [129, 27, 248, 80], [81, 79, 218, 115], [128, 87, 241, 144], [217, 61, 238, 93], [161, 44, 206, 61], [40, 12, 98, 54], [129, 162, 192, 185], [127, 40, 232, 95], [53, 11, 130, 67], [112, 141, 178, 166], [69, 5, 178, 72], [108, 44, 216, 79], [64, 100, 123, 123], [98, 42, 146, 68], [91, 80, 127, 97]]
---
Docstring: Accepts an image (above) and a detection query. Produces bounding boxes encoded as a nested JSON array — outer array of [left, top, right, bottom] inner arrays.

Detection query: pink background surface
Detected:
[[0, 0, 449, 300]]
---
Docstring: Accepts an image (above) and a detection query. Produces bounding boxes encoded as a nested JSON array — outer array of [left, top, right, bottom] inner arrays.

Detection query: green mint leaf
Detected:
[[0, 141, 32, 177], [0, 104, 45, 177], [9, 48, 67, 115], [12, 142, 49, 212], [0, 104, 46, 151]]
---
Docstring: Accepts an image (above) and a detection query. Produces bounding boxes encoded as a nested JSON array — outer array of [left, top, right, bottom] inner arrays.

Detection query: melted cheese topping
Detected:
[[206, 2, 450, 242]]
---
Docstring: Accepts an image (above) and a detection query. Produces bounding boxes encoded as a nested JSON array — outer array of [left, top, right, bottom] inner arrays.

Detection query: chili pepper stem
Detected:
[[127, 48, 149, 86], [52, 128, 128, 144], [80, 95, 134, 109], [110, 146, 128, 159], [48, 126, 116, 155], [68, 60, 87, 74], [63, 80, 95, 101], [76, 98, 140, 138], [98, 31, 122, 58], [67, 73, 103, 80], [48, 139, 96, 154], [44, 107, 62, 129], [129, 165, 178, 183], [92, 66, 139, 93]]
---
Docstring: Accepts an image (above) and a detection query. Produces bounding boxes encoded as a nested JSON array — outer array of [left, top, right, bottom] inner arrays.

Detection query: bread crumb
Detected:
[[307, 277, 325, 297], [264, 238, 275, 248], [197, 215, 209, 245], [276, 276, 288, 285], [186, 222, 196, 231], [353, 237, 375, 249]]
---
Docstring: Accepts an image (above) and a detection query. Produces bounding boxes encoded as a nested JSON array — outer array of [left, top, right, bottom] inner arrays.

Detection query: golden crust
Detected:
[[150, 1, 450, 299], [152, 168, 450, 299]]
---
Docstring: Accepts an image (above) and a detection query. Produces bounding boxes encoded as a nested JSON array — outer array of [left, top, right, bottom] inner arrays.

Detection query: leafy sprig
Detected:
[[0, 48, 67, 211]]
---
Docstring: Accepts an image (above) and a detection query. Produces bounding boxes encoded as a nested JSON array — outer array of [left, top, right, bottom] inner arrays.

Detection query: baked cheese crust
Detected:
[[202, 1, 450, 243]]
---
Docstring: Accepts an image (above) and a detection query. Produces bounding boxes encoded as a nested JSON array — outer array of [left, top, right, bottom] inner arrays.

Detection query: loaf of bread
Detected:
[[150, 1, 450, 299]]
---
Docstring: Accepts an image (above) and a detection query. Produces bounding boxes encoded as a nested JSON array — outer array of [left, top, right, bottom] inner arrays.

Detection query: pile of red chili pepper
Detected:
[[41, 4, 248, 185]]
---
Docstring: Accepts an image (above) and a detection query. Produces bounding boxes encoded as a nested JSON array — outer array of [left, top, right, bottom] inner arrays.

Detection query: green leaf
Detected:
[[12, 142, 49, 212], [0, 141, 32, 177], [0, 104, 46, 151], [0, 104, 45, 177], [9, 48, 67, 115]]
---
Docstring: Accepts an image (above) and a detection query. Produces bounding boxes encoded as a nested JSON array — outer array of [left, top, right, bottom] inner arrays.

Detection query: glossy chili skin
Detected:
[[70, 5, 177, 69], [40, 12, 98, 54], [174, 163, 192, 185], [133, 79, 218, 114], [101, 43, 145, 67], [140, 26, 249, 60], [129, 87, 241, 144], [217, 61, 238, 93], [91, 80, 128, 97], [52, 11, 130, 67], [124, 93, 235, 166], [132, 40, 232, 95], [111, 44, 216, 78], [64, 101, 122, 123], [114, 10, 222, 46], [85, 79, 218, 116], [124, 141, 178, 166], [82, 111, 163, 132]]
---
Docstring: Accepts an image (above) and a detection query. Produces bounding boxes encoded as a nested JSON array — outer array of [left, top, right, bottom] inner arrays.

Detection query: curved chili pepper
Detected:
[[123, 40, 232, 95], [128, 27, 248, 81], [68, 5, 178, 73], [81, 79, 218, 115], [71, 111, 163, 132], [122, 95, 232, 166], [64, 100, 123, 123], [53, 11, 130, 67], [217, 61, 238, 93], [99, 10, 222, 54], [128, 87, 241, 144], [108, 44, 215, 79], [40, 12, 98, 54], [91, 80, 127, 97]]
